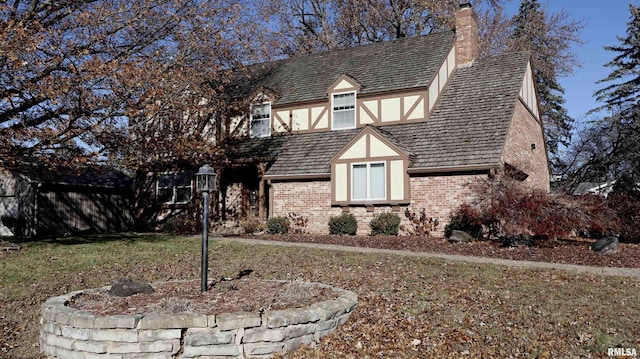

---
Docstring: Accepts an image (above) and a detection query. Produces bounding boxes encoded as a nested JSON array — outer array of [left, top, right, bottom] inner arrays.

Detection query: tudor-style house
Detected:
[[148, 1, 550, 235]]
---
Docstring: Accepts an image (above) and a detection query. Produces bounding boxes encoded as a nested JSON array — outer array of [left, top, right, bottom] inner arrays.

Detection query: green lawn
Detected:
[[1, 234, 638, 358]]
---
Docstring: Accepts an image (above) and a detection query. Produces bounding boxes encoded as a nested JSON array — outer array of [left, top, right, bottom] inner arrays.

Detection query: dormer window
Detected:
[[332, 92, 356, 130], [250, 102, 271, 138]]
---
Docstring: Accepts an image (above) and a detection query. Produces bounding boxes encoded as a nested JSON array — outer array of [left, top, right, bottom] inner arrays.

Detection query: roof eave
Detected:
[[264, 173, 330, 181], [407, 163, 498, 175]]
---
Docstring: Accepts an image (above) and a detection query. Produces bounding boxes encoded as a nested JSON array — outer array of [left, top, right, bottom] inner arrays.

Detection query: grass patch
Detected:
[[1, 233, 639, 358]]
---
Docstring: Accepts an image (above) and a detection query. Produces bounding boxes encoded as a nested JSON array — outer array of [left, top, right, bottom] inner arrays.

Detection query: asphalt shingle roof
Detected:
[[230, 130, 358, 176], [239, 31, 455, 106], [387, 51, 531, 169], [229, 37, 531, 176]]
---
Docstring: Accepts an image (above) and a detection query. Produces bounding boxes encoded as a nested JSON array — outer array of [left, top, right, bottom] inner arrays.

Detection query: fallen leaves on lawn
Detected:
[[2, 235, 639, 359]]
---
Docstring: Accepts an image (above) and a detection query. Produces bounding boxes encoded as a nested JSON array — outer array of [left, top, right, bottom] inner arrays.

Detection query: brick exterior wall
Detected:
[[271, 180, 342, 234], [271, 173, 486, 237], [502, 100, 551, 192]]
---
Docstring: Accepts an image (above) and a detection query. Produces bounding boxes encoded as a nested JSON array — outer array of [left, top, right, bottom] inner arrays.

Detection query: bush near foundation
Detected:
[[288, 212, 309, 234], [402, 208, 439, 236], [460, 178, 619, 241], [241, 218, 265, 234], [162, 214, 199, 235], [444, 204, 483, 239], [329, 213, 357, 235], [369, 212, 400, 236], [607, 193, 640, 243], [266, 216, 290, 234]]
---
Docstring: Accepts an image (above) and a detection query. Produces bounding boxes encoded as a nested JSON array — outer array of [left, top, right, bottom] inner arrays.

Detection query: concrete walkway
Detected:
[[216, 236, 640, 280]]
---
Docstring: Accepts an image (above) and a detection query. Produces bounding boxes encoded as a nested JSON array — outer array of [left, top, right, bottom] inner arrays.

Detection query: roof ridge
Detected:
[[250, 30, 456, 67]]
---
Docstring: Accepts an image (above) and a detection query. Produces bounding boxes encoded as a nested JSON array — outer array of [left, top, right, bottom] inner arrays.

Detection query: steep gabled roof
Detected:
[[229, 43, 532, 176], [386, 51, 531, 170], [236, 31, 455, 106]]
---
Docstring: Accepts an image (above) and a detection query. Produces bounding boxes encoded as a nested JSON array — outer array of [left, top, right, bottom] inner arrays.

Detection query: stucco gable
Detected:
[[331, 125, 411, 163], [329, 74, 361, 94], [518, 60, 540, 119]]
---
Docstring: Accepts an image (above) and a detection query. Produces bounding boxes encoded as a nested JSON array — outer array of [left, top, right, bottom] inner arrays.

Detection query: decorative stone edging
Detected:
[[40, 281, 357, 359]]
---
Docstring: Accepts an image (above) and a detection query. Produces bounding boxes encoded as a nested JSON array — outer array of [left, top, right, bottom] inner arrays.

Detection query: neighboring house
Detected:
[[573, 181, 617, 198], [0, 166, 133, 238], [573, 180, 640, 198], [146, 1, 550, 235]]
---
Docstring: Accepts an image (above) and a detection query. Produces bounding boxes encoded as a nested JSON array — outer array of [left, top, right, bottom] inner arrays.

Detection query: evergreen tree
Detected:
[[508, 0, 579, 166], [591, 4, 640, 182]]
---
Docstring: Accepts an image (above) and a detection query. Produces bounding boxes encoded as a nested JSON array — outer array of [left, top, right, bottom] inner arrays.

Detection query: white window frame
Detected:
[[331, 91, 356, 130], [351, 162, 386, 201], [250, 102, 271, 138], [156, 172, 193, 204]]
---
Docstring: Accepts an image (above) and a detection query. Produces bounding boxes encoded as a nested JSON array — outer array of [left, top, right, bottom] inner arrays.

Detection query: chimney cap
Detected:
[[458, 0, 472, 9]]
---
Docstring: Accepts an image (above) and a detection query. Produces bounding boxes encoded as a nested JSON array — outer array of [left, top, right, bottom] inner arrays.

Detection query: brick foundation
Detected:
[[271, 174, 485, 236]]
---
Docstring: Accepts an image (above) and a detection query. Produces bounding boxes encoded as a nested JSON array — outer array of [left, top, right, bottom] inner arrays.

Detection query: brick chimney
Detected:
[[455, 0, 479, 66]]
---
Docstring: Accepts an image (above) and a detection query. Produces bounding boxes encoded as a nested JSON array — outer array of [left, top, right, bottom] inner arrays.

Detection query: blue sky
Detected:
[[503, 0, 639, 126]]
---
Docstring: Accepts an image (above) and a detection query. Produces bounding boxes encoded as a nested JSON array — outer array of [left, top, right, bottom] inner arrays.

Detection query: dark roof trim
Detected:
[[264, 173, 330, 181]]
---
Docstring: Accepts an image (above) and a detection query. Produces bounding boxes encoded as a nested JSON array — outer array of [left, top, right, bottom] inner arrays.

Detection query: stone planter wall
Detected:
[[40, 282, 357, 359]]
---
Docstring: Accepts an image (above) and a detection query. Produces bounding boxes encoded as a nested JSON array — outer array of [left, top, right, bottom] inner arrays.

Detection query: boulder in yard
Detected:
[[448, 230, 474, 243], [109, 278, 155, 297], [590, 236, 619, 254]]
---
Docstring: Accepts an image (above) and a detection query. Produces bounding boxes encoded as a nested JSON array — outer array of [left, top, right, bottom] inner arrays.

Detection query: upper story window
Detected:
[[157, 172, 192, 204], [250, 102, 271, 138], [351, 162, 386, 200], [332, 92, 356, 130]]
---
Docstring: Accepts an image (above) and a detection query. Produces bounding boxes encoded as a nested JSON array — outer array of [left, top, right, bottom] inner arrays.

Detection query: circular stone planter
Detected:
[[40, 281, 357, 359]]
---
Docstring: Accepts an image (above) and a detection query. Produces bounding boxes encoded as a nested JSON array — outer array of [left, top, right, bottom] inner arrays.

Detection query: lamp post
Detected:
[[196, 164, 217, 292]]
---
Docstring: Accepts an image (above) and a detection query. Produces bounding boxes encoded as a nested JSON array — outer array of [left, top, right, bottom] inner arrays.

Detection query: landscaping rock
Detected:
[[591, 236, 619, 254], [109, 278, 155, 297], [501, 234, 533, 248], [448, 230, 473, 243]]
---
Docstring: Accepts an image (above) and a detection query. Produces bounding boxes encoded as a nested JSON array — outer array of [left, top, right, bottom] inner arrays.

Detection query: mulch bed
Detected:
[[241, 234, 640, 268], [69, 279, 338, 316]]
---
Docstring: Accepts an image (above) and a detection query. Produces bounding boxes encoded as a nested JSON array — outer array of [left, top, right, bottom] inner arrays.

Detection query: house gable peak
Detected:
[[331, 125, 411, 163], [328, 74, 361, 94]]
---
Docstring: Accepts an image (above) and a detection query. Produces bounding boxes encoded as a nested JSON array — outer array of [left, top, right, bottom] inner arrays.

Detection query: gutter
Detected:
[[264, 164, 498, 180], [407, 163, 498, 175], [263, 173, 330, 181]]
